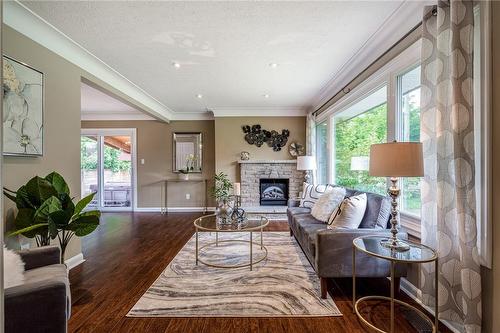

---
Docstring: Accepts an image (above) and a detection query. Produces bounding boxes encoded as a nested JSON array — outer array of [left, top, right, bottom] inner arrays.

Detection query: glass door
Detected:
[[81, 135, 99, 208], [81, 130, 135, 211], [102, 135, 132, 209]]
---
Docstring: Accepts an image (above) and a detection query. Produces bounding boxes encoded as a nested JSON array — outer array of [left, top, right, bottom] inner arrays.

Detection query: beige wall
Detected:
[[81, 120, 216, 208], [3, 25, 82, 259], [484, 2, 500, 332], [214, 117, 306, 182]]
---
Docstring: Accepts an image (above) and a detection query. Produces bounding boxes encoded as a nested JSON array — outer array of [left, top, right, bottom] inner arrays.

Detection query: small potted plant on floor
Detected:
[[211, 172, 233, 223]]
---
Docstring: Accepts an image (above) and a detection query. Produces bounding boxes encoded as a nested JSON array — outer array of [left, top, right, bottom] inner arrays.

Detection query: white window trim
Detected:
[[316, 40, 422, 237]]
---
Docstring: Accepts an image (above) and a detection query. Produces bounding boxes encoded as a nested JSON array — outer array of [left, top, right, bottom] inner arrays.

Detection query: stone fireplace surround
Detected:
[[238, 160, 304, 208]]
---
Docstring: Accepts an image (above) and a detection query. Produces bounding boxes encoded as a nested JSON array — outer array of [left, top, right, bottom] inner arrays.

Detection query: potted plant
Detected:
[[211, 172, 233, 222], [4, 172, 100, 261]]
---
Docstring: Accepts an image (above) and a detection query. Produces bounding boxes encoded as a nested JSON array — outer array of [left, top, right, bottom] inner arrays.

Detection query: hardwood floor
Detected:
[[69, 212, 449, 333]]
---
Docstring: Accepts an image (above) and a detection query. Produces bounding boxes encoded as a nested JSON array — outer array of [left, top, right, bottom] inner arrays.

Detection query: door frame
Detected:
[[81, 128, 138, 212]]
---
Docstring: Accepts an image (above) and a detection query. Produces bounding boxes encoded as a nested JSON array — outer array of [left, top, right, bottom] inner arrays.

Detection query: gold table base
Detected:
[[196, 231, 267, 270], [354, 296, 436, 333]]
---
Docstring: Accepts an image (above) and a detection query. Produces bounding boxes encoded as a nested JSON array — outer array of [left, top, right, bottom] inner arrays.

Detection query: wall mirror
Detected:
[[173, 132, 202, 173]]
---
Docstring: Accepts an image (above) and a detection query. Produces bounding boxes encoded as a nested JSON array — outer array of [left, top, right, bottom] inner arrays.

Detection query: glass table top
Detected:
[[353, 236, 437, 263], [194, 214, 269, 232]]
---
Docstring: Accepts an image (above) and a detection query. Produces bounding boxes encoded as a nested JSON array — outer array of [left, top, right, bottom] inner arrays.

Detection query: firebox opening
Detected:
[[259, 178, 289, 206]]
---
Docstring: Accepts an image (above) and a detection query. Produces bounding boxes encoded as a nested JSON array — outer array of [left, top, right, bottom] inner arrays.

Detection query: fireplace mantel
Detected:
[[238, 160, 297, 164]]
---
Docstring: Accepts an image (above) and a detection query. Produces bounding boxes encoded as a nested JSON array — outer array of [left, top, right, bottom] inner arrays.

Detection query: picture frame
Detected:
[[3, 55, 44, 156]]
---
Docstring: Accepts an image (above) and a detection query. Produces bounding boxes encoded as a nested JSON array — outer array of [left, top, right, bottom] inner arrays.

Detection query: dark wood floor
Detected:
[[69, 212, 449, 333]]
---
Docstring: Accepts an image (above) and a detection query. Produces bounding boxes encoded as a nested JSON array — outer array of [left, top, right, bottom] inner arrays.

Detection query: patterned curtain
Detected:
[[419, 1, 481, 332], [306, 112, 317, 183]]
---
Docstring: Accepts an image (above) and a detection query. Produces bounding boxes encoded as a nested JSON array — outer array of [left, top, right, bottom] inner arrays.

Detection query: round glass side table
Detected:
[[352, 236, 438, 333]]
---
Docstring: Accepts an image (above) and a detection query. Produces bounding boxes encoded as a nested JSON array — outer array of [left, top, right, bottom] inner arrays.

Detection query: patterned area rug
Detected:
[[128, 232, 341, 317]]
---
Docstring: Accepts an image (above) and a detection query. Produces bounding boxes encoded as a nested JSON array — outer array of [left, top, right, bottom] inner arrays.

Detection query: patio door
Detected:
[[81, 129, 136, 211]]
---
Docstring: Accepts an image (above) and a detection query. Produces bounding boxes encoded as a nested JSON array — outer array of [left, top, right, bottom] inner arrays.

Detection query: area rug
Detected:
[[127, 232, 341, 317]]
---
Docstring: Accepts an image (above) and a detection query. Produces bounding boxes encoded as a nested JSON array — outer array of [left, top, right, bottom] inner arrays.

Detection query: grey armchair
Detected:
[[287, 187, 408, 299], [5, 246, 71, 333]]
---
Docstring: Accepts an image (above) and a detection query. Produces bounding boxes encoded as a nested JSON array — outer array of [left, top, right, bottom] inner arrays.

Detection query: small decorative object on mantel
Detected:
[[289, 142, 305, 157], [242, 125, 290, 151], [240, 151, 250, 160]]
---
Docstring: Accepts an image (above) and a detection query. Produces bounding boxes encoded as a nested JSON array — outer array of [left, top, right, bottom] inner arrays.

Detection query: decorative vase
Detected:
[[179, 173, 189, 181], [216, 199, 233, 224]]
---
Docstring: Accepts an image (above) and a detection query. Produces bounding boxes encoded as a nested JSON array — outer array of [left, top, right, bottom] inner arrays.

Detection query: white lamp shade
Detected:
[[350, 156, 369, 171], [296, 156, 317, 171], [369, 142, 423, 177]]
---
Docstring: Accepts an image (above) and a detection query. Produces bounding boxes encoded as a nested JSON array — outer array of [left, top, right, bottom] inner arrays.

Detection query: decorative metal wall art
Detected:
[[242, 125, 290, 152]]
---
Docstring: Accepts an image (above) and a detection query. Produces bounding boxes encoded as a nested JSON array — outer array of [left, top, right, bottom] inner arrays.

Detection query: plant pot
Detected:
[[179, 173, 189, 181]]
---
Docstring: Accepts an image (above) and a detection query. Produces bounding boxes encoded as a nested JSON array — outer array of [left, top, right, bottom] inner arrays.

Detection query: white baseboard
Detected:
[[134, 207, 216, 213], [64, 252, 85, 270], [400, 278, 461, 333]]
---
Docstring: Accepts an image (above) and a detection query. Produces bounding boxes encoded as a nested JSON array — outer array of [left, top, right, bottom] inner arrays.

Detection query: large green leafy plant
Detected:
[[4, 172, 100, 261]]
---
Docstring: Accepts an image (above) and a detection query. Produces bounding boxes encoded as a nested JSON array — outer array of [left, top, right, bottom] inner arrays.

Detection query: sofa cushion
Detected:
[[344, 189, 391, 229], [292, 214, 326, 264], [24, 264, 71, 316], [287, 207, 311, 221], [328, 193, 367, 229], [311, 187, 346, 223]]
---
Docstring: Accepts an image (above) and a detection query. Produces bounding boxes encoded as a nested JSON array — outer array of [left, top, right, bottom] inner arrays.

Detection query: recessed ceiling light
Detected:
[[263, 94, 270, 98], [196, 94, 203, 99], [172, 62, 181, 68], [269, 63, 279, 68]]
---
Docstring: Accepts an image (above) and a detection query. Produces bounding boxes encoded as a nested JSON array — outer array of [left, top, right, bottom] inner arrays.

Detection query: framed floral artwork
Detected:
[[3, 55, 44, 156]]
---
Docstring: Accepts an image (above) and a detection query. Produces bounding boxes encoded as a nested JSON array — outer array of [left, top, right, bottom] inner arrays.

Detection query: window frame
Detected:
[[316, 40, 421, 236]]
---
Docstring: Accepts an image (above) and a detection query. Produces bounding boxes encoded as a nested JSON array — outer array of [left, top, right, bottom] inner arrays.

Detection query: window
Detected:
[[333, 85, 388, 195], [316, 121, 329, 184], [397, 65, 421, 216]]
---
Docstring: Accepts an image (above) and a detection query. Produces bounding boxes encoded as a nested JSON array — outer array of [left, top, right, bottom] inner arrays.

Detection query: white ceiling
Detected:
[[21, 1, 425, 118], [81, 82, 155, 121]]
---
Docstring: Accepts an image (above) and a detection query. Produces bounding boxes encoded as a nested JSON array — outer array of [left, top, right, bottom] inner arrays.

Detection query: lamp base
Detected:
[[380, 238, 410, 252]]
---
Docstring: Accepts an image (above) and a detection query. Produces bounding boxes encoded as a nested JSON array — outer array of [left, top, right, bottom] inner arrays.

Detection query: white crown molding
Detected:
[[4, 0, 174, 122], [81, 110, 156, 121], [310, 0, 433, 111], [211, 107, 306, 117], [170, 112, 215, 121]]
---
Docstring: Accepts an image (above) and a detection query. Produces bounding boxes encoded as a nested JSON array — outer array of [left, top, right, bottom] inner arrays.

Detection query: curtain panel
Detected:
[[306, 112, 317, 183], [419, 1, 481, 332]]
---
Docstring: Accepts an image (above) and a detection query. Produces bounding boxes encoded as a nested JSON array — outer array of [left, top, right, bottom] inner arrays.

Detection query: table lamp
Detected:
[[297, 156, 317, 184], [369, 141, 423, 251]]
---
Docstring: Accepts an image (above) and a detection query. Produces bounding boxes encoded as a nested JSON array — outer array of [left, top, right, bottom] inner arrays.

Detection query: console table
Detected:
[[160, 179, 208, 214], [352, 236, 438, 333]]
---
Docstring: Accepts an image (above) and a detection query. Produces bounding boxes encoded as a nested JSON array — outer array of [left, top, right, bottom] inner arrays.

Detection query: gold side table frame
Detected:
[[352, 236, 438, 333], [194, 215, 269, 271]]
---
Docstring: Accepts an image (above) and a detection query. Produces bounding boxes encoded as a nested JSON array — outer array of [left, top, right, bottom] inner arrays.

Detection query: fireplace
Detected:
[[259, 178, 289, 206]]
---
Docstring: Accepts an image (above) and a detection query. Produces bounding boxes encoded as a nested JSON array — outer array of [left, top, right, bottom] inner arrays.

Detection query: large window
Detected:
[[397, 66, 421, 216], [333, 85, 388, 195]]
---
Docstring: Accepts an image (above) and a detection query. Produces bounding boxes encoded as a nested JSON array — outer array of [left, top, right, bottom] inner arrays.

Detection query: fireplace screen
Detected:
[[259, 179, 289, 206]]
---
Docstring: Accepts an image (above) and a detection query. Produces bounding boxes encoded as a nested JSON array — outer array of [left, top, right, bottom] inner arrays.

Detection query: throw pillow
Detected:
[[4, 246, 25, 288], [311, 187, 346, 223], [328, 193, 367, 229], [299, 182, 337, 208]]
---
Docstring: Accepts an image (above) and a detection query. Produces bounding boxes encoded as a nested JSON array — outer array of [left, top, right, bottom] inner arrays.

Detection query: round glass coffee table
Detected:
[[193, 214, 269, 271]]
